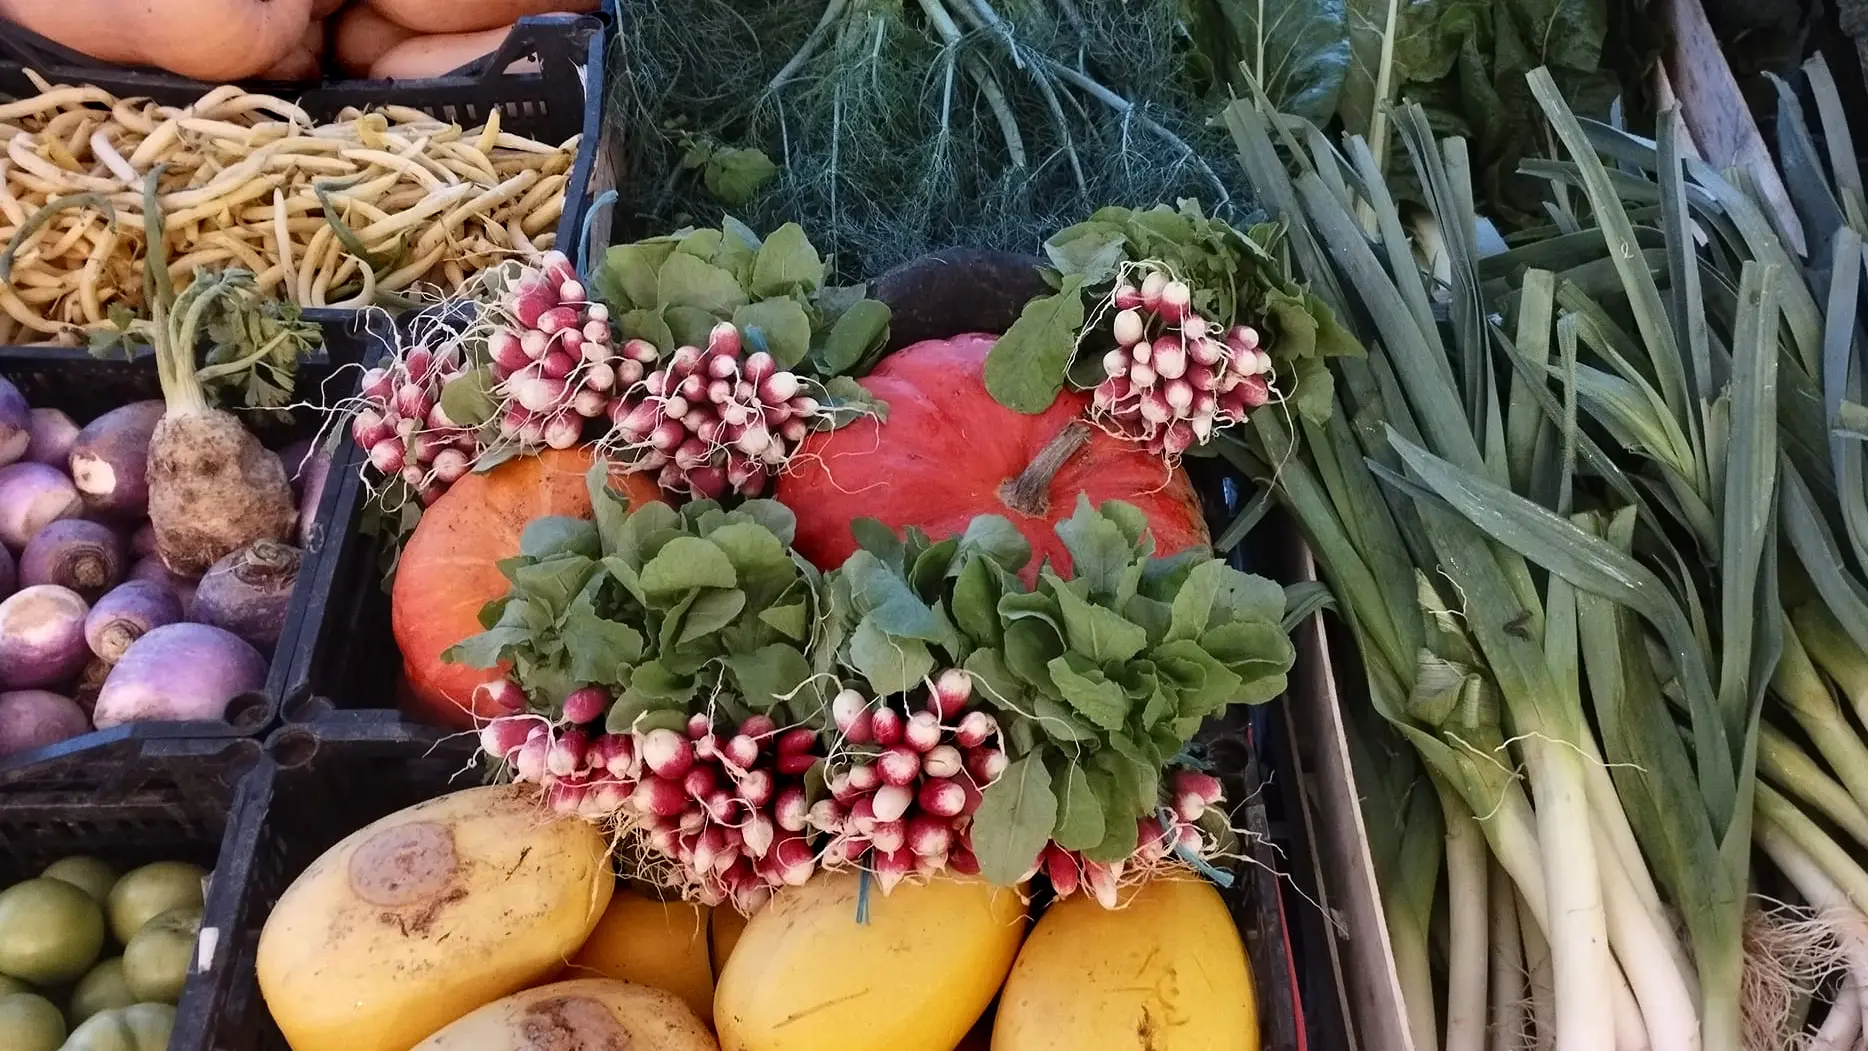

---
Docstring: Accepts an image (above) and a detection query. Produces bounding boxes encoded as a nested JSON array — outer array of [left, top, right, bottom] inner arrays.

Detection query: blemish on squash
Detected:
[[349, 821, 459, 907], [518, 995, 631, 1051]]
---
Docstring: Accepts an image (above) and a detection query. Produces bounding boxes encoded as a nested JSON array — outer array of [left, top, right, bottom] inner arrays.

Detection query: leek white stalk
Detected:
[[1593, 821, 1700, 1051], [1521, 898, 1556, 1051], [1444, 792, 1490, 1051], [1488, 863, 1527, 1051], [1524, 736, 1619, 1051]]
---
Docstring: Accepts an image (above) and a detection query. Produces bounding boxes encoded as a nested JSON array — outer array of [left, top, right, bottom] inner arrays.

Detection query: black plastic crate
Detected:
[[0, 733, 265, 1051], [204, 710, 1312, 1050], [0, 12, 610, 367], [193, 716, 481, 1051], [0, 349, 342, 784]]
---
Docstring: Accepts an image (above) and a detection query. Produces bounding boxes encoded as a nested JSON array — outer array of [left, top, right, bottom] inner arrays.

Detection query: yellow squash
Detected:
[[567, 890, 716, 1023], [412, 978, 717, 1051], [992, 877, 1257, 1051], [714, 872, 1025, 1051], [256, 784, 614, 1051]]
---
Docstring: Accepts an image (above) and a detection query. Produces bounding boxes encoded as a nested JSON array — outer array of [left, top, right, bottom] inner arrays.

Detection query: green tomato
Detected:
[[0, 992, 65, 1051], [0, 879, 105, 986], [40, 859, 117, 906], [56, 1003, 173, 1051], [0, 975, 30, 996], [70, 958, 134, 1024], [104, 864, 204, 945], [121, 910, 197, 1006]]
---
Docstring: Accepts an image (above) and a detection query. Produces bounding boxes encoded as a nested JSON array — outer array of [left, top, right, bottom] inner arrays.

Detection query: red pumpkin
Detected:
[[777, 334, 1208, 579], [392, 447, 663, 730]]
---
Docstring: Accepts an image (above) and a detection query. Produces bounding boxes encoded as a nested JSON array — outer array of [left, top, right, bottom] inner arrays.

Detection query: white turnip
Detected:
[[19, 519, 126, 599], [93, 623, 266, 728], [25, 408, 79, 466], [0, 585, 90, 689], [0, 690, 89, 757], [0, 378, 26, 466], [190, 540, 301, 653], [0, 462, 81, 549], [68, 401, 164, 516], [85, 580, 185, 663]]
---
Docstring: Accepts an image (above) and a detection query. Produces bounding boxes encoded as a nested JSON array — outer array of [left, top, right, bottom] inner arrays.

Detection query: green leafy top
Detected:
[[826, 497, 1298, 883], [590, 218, 893, 379], [981, 201, 1359, 422], [446, 464, 825, 734]]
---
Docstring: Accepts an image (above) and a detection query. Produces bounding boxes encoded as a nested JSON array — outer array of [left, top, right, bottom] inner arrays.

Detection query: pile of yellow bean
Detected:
[[0, 71, 579, 344]]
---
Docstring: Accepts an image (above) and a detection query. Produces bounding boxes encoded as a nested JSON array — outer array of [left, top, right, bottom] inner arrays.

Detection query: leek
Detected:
[[1220, 51, 1868, 1051]]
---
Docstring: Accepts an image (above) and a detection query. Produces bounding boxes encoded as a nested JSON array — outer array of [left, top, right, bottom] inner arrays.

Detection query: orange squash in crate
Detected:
[[776, 335, 1207, 582], [392, 448, 662, 729]]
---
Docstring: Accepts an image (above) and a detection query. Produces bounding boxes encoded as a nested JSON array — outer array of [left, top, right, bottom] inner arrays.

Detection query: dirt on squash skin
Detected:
[[518, 996, 632, 1051], [147, 411, 296, 575], [348, 821, 471, 936]]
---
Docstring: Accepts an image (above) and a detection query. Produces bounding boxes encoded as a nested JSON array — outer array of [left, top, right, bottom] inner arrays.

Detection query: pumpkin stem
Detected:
[[998, 419, 1092, 517]]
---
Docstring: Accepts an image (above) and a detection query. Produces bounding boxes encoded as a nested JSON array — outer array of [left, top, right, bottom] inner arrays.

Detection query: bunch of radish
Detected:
[[810, 672, 1002, 895], [480, 685, 827, 915], [485, 251, 631, 454], [1030, 768, 1228, 908], [347, 339, 475, 506], [1088, 267, 1276, 459], [603, 322, 826, 498], [477, 682, 641, 823]]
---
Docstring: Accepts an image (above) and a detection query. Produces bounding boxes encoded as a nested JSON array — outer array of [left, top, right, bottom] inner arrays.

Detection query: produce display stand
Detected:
[[0, 12, 611, 367], [0, 347, 341, 781]]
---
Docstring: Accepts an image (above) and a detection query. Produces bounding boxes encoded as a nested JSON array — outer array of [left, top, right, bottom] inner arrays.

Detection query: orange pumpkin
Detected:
[[392, 448, 662, 729], [0, 0, 315, 81], [776, 334, 1207, 580]]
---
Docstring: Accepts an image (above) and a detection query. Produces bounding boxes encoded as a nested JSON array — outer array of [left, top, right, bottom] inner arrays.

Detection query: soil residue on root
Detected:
[[518, 996, 632, 1051]]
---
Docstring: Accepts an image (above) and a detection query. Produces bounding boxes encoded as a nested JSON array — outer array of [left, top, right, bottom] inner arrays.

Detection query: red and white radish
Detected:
[[84, 580, 184, 664], [1082, 263, 1276, 462], [19, 519, 126, 600], [811, 676, 1005, 894], [0, 585, 91, 689], [92, 622, 267, 728]]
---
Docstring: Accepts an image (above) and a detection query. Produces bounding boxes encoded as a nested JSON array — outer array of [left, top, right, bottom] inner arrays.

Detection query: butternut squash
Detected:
[[991, 878, 1258, 1051], [567, 891, 716, 1023], [312, 0, 345, 17], [714, 872, 1025, 1051], [369, 26, 522, 80], [0, 0, 315, 81], [334, 2, 416, 76], [255, 784, 615, 1051], [260, 19, 326, 81], [413, 979, 718, 1051], [365, 0, 597, 34]]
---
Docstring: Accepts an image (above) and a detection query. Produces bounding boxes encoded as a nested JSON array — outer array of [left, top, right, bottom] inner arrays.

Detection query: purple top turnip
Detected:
[[0, 378, 27, 466], [131, 523, 159, 559], [69, 400, 163, 517], [73, 658, 110, 716], [25, 408, 79, 466], [0, 462, 82, 550], [93, 622, 266, 728], [192, 540, 301, 653], [282, 443, 330, 548], [0, 690, 89, 758], [85, 580, 184, 663], [0, 584, 90, 689], [19, 519, 126, 599], [127, 557, 198, 616]]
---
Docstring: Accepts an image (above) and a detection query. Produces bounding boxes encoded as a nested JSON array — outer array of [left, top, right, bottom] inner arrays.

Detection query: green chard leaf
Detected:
[[848, 618, 935, 695], [1049, 760, 1107, 852], [1047, 571, 1149, 663], [1047, 652, 1131, 731], [749, 223, 826, 299]]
